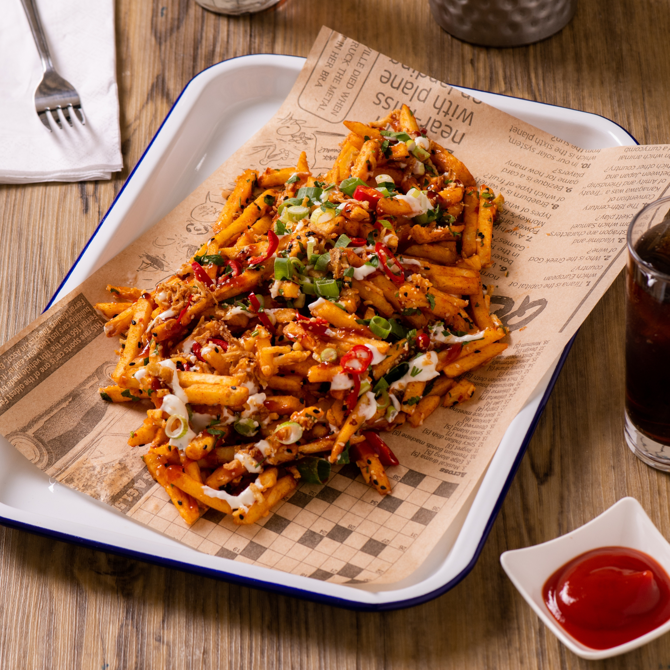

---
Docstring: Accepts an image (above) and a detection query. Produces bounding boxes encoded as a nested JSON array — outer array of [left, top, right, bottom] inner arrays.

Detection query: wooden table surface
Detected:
[[1, 0, 669, 667]]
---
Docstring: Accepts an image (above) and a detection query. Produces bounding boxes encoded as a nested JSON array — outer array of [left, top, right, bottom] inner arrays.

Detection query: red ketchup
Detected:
[[542, 547, 670, 650]]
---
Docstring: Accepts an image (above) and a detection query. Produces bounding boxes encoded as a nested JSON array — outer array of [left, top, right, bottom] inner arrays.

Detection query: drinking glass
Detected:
[[625, 197, 670, 470]]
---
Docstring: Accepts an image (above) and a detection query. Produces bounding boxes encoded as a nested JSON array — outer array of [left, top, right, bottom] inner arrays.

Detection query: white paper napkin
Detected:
[[0, 0, 123, 183]]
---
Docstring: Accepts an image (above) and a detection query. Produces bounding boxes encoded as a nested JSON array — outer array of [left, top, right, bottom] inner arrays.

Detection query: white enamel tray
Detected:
[[0, 55, 636, 610]]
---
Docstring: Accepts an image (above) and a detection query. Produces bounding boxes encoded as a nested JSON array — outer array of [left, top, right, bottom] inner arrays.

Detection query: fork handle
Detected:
[[20, 0, 54, 72]]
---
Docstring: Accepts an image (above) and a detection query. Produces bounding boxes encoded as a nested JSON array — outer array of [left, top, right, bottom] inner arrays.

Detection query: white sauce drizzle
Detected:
[[364, 343, 386, 365], [390, 351, 440, 391], [331, 373, 354, 391], [159, 359, 188, 403], [353, 264, 378, 280], [234, 451, 262, 474], [357, 392, 378, 421], [430, 322, 486, 344], [202, 484, 257, 511]]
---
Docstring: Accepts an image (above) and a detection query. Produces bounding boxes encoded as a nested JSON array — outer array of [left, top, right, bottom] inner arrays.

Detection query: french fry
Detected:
[[477, 185, 495, 268], [112, 298, 152, 386], [409, 395, 442, 427], [214, 169, 257, 233], [214, 189, 278, 247], [234, 474, 297, 525], [461, 187, 479, 258], [95, 302, 133, 318], [144, 451, 201, 525], [442, 342, 508, 377], [443, 379, 477, 407]]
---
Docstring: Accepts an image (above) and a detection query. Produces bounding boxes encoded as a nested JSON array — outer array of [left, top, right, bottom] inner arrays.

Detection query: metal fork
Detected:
[[20, 0, 85, 131]]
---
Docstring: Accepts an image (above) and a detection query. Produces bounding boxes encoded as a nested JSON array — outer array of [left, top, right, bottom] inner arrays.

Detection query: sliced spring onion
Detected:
[[234, 418, 259, 436], [375, 174, 394, 184], [165, 415, 188, 439], [277, 197, 302, 216], [306, 239, 316, 258], [320, 348, 338, 363], [287, 205, 310, 222], [375, 187, 391, 198], [334, 234, 351, 248], [301, 280, 316, 295], [339, 177, 368, 197], [274, 257, 293, 281], [314, 253, 331, 272], [315, 278, 340, 298], [412, 145, 431, 162], [275, 421, 303, 445], [376, 389, 391, 410], [369, 315, 392, 339], [310, 208, 335, 226], [374, 377, 389, 394], [294, 457, 331, 485], [380, 130, 412, 142], [358, 380, 371, 396]]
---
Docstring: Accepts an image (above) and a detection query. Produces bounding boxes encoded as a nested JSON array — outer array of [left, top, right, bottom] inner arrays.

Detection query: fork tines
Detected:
[[39, 105, 85, 132]]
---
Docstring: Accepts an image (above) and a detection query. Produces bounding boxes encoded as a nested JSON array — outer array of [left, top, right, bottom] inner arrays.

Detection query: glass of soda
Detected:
[[625, 197, 670, 470]]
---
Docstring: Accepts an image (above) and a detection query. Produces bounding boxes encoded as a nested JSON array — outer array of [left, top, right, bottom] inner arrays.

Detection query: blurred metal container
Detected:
[[429, 0, 577, 47], [196, 0, 281, 15]]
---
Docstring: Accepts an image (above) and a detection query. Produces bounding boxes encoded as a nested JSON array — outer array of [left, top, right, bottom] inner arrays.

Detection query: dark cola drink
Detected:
[[625, 216, 670, 466]]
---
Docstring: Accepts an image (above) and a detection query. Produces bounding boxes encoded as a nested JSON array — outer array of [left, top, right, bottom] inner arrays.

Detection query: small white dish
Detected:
[[501, 497, 670, 660]]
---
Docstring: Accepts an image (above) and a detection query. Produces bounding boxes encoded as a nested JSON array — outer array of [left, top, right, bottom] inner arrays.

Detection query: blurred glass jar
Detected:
[[196, 0, 281, 15], [429, 0, 577, 47]]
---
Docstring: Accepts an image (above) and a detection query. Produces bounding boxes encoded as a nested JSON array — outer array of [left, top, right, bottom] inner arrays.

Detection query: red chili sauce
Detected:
[[542, 547, 670, 649]]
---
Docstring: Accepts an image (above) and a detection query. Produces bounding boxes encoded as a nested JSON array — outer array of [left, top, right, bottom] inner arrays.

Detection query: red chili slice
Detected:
[[350, 237, 367, 246], [416, 332, 430, 351], [362, 431, 400, 467], [208, 338, 229, 351], [178, 295, 194, 325], [441, 343, 462, 366], [248, 292, 274, 332], [248, 292, 262, 312], [191, 342, 205, 362], [191, 261, 214, 288], [296, 313, 329, 337], [257, 312, 274, 331], [225, 259, 241, 277], [248, 230, 278, 265], [340, 345, 373, 375], [353, 185, 382, 209], [375, 242, 405, 286], [345, 374, 362, 412]]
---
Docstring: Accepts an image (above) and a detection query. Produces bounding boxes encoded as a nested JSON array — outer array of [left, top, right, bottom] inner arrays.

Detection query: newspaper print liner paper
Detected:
[[2, 27, 670, 586]]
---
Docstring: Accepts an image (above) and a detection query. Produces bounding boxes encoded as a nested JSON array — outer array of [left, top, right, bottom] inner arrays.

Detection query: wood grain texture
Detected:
[[1, 0, 670, 667]]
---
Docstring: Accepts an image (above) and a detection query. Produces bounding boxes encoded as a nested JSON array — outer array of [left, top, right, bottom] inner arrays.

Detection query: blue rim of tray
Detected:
[[12, 53, 636, 611]]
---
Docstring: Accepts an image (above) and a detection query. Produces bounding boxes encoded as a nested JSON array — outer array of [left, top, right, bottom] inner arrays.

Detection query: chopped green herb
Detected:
[[100, 392, 112, 402], [410, 366, 422, 378], [194, 254, 225, 266]]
